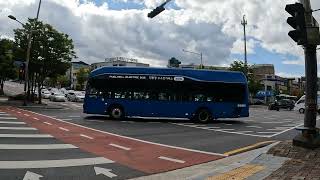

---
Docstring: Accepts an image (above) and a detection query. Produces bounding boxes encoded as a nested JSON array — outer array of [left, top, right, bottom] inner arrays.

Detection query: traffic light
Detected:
[[285, 3, 307, 45], [148, 5, 165, 18]]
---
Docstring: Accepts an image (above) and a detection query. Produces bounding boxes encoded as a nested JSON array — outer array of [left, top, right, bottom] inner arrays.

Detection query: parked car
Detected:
[[49, 92, 66, 102], [67, 91, 85, 102], [41, 90, 51, 99], [268, 99, 295, 111], [250, 98, 264, 105]]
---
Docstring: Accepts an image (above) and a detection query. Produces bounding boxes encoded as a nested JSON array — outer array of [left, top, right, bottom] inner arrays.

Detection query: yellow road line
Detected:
[[223, 141, 276, 156], [206, 164, 265, 180]]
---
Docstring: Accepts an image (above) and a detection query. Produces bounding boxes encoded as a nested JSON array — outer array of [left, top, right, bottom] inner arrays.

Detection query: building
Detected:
[[251, 64, 275, 81], [66, 61, 90, 89], [91, 57, 149, 70]]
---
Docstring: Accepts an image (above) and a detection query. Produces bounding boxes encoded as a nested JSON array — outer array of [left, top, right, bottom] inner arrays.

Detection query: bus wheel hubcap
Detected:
[[112, 108, 122, 118]]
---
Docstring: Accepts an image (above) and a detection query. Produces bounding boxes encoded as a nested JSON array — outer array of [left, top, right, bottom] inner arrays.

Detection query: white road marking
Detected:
[[0, 114, 10, 116], [109, 143, 131, 151], [246, 126, 262, 128], [218, 129, 235, 131], [0, 134, 53, 138], [80, 134, 94, 139], [17, 112, 21, 114], [158, 156, 185, 164], [0, 121, 25, 124], [0, 144, 77, 149], [264, 117, 276, 120], [24, 114, 30, 117], [257, 132, 280, 134], [206, 127, 221, 129], [224, 124, 233, 126], [61, 103, 68, 106], [61, 119, 73, 121], [0, 117, 17, 120], [269, 123, 304, 137], [244, 120, 255, 122], [43, 122, 52, 125], [0, 112, 5, 114], [0, 127, 36, 130], [238, 131, 254, 133], [19, 108, 227, 157], [68, 115, 81, 118], [59, 127, 70, 132], [283, 118, 294, 121], [94, 167, 117, 178], [260, 122, 284, 124], [23, 171, 43, 180], [0, 157, 113, 169], [33, 117, 39, 120]]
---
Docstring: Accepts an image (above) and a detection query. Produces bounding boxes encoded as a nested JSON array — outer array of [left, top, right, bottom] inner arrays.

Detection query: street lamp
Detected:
[[7, 0, 42, 106], [182, 49, 203, 69]]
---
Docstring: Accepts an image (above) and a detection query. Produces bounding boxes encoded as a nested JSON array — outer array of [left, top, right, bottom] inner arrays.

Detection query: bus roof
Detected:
[[89, 67, 247, 84]]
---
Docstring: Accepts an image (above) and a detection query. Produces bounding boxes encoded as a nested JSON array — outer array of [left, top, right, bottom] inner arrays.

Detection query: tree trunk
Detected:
[[0, 79, 4, 95], [38, 82, 42, 104]]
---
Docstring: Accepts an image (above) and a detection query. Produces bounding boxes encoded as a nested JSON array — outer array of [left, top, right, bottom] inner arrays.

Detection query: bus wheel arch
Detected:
[[108, 104, 125, 119], [193, 107, 213, 124]]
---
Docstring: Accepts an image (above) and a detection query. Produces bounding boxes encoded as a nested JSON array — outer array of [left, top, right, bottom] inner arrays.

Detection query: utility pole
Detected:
[[241, 15, 248, 76], [23, 0, 42, 106], [288, 0, 320, 149]]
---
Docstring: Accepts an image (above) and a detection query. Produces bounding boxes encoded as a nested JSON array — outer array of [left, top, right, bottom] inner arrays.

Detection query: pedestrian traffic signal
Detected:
[[19, 63, 25, 80], [148, 6, 165, 18], [285, 3, 307, 45]]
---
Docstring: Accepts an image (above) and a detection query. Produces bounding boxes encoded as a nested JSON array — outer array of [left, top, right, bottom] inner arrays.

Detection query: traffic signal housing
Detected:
[[148, 5, 165, 18], [285, 3, 307, 45], [19, 63, 25, 80]]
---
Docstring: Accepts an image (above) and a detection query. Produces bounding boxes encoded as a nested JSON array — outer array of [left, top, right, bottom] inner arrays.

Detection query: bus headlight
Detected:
[[237, 104, 246, 108]]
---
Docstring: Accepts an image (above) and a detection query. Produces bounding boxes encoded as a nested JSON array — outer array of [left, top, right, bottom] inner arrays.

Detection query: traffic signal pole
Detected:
[[292, 0, 320, 149]]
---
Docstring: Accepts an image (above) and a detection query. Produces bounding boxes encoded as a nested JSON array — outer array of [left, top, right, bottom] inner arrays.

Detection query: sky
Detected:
[[0, 0, 320, 77]]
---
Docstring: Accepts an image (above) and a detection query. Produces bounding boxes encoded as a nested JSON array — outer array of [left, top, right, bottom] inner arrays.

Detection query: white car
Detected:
[[49, 92, 66, 102], [67, 91, 85, 102], [294, 95, 320, 114], [41, 90, 51, 99]]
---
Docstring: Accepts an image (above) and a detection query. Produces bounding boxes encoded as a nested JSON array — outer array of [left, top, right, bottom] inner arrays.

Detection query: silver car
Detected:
[[67, 91, 85, 102], [49, 92, 66, 102]]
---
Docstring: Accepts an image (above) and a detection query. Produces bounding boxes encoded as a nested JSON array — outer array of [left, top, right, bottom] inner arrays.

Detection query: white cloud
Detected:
[[1, 0, 320, 72]]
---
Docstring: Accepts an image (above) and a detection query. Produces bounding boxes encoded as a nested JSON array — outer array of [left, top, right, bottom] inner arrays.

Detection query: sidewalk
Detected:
[[0, 96, 63, 109], [132, 141, 320, 180]]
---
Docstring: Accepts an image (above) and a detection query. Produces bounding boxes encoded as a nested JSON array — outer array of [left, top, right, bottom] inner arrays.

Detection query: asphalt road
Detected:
[[1, 81, 317, 179]]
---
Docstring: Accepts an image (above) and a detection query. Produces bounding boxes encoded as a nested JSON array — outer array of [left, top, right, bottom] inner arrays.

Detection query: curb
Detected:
[[223, 141, 277, 156]]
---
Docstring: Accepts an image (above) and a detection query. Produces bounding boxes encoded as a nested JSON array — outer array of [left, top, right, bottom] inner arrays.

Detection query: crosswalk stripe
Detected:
[[0, 157, 113, 169], [0, 127, 37, 130], [0, 121, 25, 124], [0, 117, 17, 120], [0, 144, 77, 149], [0, 134, 53, 138]]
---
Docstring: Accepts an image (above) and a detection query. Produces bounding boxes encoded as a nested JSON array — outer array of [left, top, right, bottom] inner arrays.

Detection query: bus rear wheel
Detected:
[[194, 109, 212, 124], [109, 106, 124, 120]]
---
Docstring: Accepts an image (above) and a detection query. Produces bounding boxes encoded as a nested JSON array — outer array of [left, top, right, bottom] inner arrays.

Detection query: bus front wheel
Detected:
[[109, 106, 124, 120], [194, 109, 212, 124]]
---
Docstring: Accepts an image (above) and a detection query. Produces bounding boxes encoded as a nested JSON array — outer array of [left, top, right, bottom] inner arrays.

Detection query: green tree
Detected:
[[57, 75, 69, 88], [13, 18, 76, 103], [0, 39, 17, 95], [76, 68, 89, 90], [168, 57, 181, 68], [229, 60, 263, 96]]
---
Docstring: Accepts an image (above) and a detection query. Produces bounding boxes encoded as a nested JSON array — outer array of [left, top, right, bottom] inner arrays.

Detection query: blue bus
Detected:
[[83, 67, 249, 123]]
